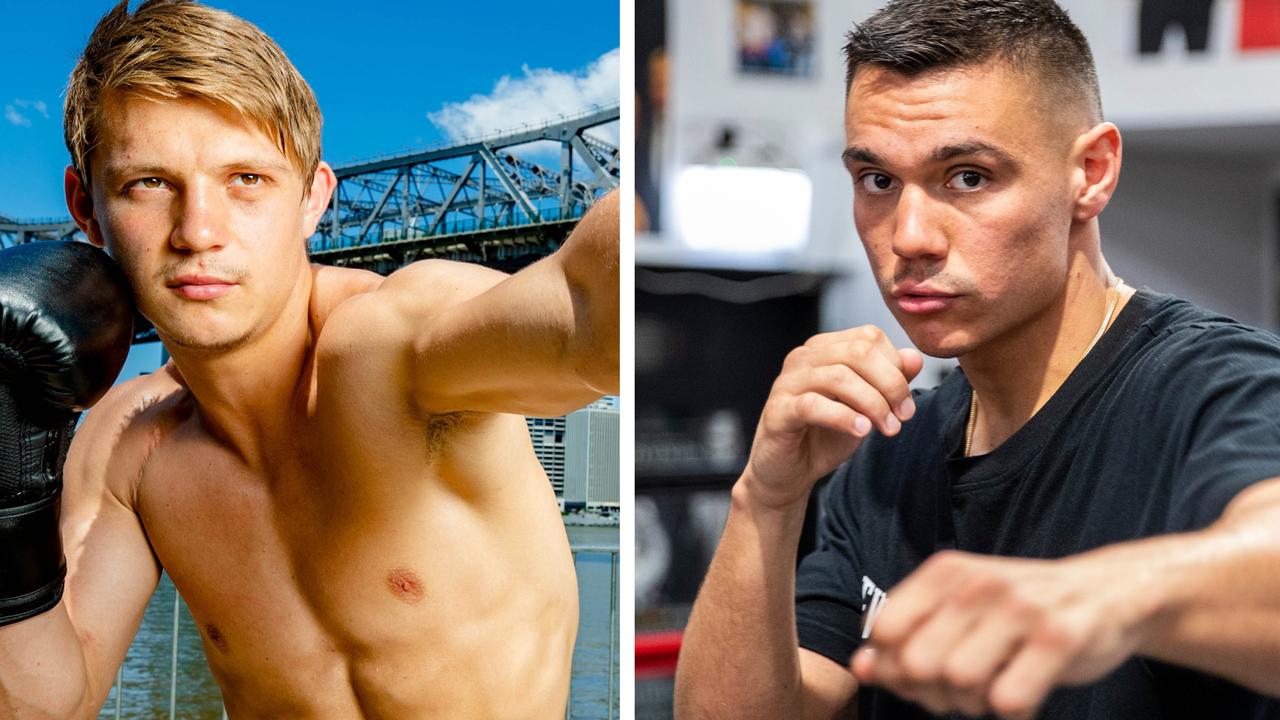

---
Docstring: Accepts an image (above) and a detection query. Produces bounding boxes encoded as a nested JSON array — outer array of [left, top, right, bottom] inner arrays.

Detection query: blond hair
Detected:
[[64, 0, 323, 188]]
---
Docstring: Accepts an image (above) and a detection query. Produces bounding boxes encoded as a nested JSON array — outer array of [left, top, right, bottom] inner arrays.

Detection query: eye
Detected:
[[945, 170, 987, 191], [134, 177, 166, 190], [232, 173, 262, 187], [859, 172, 896, 194]]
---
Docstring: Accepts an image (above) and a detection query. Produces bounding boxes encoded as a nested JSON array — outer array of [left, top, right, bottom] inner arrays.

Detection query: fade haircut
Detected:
[[843, 0, 1102, 123], [64, 0, 323, 190]]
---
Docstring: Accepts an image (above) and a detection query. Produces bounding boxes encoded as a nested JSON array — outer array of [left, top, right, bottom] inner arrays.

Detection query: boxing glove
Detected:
[[0, 241, 134, 625]]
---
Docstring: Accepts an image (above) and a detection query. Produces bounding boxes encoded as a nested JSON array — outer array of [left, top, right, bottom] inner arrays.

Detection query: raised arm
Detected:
[[0, 242, 159, 718], [676, 326, 922, 719], [326, 190, 618, 418], [676, 480, 861, 720]]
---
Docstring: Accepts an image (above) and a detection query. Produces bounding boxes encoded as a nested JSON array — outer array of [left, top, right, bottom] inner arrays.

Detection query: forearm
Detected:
[[1130, 480, 1280, 694], [0, 606, 95, 720], [556, 190, 619, 394], [675, 477, 817, 720]]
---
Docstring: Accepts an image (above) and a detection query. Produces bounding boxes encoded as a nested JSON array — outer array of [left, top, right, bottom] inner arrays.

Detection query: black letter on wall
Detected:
[[1139, 0, 1216, 54]]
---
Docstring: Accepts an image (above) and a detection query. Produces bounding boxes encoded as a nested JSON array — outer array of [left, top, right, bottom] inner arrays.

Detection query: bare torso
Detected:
[[96, 266, 578, 719]]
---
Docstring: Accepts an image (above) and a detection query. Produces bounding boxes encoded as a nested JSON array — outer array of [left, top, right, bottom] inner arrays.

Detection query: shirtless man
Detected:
[[0, 1, 618, 718]]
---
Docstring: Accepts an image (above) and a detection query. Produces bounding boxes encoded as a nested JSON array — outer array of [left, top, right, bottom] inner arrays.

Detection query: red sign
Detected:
[[1241, 0, 1280, 50]]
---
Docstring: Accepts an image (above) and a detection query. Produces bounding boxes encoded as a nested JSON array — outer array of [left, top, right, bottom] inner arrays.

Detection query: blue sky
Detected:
[[0, 0, 620, 219]]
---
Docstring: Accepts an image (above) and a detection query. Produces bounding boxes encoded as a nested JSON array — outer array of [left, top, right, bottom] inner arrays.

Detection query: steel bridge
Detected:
[[312, 104, 619, 274], [1, 103, 620, 274], [0, 215, 81, 246]]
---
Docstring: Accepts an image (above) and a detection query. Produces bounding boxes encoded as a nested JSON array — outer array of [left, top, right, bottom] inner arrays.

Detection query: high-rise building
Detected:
[[525, 415, 566, 496], [564, 401, 620, 509], [527, 396, 619, 504]]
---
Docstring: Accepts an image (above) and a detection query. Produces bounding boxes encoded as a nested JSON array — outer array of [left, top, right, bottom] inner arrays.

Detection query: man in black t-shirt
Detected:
[[675, 1, 1280, 719]]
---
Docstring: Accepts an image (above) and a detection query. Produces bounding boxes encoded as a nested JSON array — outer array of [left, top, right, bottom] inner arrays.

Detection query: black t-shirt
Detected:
[[795, 289, 1280, 719]]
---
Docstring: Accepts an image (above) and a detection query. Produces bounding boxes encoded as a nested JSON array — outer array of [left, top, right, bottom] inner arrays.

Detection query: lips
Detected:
[[892, 284, 960, 315], [167, 274, 236, 301]]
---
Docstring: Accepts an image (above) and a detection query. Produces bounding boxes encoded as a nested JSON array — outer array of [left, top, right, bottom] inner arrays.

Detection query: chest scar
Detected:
[[386, 568, 427, 604]]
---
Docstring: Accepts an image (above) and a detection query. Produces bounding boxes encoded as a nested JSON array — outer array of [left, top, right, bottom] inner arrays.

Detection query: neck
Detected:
[[162, 269, 316, 467], [959, 233, 1125, 454]]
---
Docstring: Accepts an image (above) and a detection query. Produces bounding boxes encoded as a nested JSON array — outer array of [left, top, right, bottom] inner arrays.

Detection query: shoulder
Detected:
[[307, 264, 384, 332], [316, 259, 508, 354], [1130, 293, 1280, 377], [1112, 293, 1280, 440], [65, 363, 191, 509], [375, 259, 508, 315]]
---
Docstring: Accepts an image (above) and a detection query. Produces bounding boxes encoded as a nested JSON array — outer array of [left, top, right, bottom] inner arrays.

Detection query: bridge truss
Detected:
[[0, 216, 81, 249], [310, 104, 619, 273]]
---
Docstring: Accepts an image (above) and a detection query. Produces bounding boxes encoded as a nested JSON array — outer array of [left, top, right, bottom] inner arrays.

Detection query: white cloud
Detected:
[[429, 49, 619, 143], [14, 99, 48, 118], [5, 98, 49, 127], [4, 105, 29, 127]]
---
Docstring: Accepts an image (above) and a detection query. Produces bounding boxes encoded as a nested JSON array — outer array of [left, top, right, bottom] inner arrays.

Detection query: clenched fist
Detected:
[[743, 325, 923, 510], [852, 549, 1159, 720]]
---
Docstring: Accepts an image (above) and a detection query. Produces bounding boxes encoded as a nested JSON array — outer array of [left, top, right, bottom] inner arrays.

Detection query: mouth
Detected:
[[167, 274, 237, 301], [891, 285, 961, 315]]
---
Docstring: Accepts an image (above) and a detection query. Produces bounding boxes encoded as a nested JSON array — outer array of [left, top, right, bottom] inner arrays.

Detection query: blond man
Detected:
[[0, 1, 618, 718]]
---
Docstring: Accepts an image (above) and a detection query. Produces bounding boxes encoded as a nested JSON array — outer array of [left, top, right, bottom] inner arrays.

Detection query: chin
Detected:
[[152, 315, 257, 354], [899, 322, 977, 360], [162, 328, 257, 354], [141, 298, 254, 353]]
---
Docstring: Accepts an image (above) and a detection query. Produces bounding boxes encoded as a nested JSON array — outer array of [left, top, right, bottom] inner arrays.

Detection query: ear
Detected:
[[64, 165, 107, 248], [301, 161, 337, 238], [1070, 122, 1122, 223]]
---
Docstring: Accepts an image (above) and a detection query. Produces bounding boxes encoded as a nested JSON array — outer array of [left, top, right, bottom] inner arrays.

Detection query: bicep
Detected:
[[60, 414, 161, 707], [349, 257, 605, 417], [799, 648, 859, 719], [412, 254, 604, 415]]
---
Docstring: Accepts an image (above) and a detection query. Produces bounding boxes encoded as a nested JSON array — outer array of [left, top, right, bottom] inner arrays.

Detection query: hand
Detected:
[[851, 550, 1157, 720], [743, 325, 922, 510]]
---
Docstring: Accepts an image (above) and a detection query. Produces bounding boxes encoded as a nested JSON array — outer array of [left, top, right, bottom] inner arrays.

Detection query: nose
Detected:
[[890, 185, 948, 261], [170, 180, 227, 253]]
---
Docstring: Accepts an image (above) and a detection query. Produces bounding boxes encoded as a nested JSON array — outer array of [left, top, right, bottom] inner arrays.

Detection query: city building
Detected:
[[525, 415, 567, 496], [563, 399, 621, 510], [526, 396, 619, 505]]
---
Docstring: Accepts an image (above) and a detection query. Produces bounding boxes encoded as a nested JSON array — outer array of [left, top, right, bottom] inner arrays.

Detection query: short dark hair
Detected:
[[843, 0, 1102, 122]]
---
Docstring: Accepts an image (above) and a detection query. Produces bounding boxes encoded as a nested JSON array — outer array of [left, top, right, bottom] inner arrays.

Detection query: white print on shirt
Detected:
[[860, 575, 888, 640]]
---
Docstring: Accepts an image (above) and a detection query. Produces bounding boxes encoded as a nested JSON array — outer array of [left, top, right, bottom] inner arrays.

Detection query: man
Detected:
[[676, 1, 1280, 719], [0, 1, 618, 718]]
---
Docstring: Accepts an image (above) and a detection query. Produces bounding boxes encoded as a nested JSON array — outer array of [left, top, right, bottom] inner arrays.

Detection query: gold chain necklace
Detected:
[[963, 279, 1125, 457]]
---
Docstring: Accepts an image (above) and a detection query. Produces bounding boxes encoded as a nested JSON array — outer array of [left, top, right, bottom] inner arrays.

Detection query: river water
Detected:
[[97, 524, 619, 719]]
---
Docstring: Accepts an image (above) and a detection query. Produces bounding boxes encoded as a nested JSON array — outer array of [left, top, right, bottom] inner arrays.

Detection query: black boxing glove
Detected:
[[0, 241, 133, 625]]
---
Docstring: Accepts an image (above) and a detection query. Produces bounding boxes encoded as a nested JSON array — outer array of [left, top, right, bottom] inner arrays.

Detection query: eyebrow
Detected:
[[841, 146, 884, 166], [101, 163, 169, 183], [927, 141, 1019, 168], [101, 159, 295, 182], [841, 141, 1021, 169]]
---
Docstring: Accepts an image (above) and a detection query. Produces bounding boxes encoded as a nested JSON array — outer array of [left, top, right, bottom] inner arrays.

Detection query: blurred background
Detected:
[[634, 0, 1280, 716]]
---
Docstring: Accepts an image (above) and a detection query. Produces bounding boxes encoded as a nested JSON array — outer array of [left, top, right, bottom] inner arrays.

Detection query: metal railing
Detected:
[[568, 545, 620, 720], [106, 543, 619, 720]]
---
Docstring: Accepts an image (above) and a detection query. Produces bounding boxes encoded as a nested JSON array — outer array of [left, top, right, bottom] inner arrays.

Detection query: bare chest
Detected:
[[129, 414, 577, 717]]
